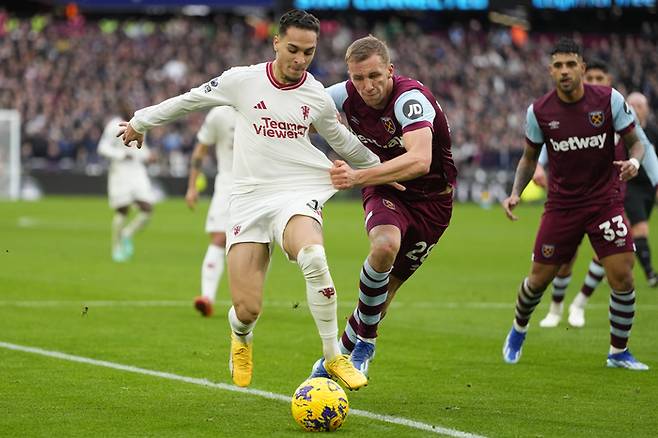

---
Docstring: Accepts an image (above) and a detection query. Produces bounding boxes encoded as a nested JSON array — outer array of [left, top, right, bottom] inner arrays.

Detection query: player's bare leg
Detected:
[[284, 215, 366, 390], [226, 242, 269, 387], [503, 262, 560, 364], [195, 231, 227, 317], [600, 252, 648, 370]]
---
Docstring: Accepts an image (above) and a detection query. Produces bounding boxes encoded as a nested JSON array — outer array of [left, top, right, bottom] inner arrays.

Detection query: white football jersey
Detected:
[[131, 62, 379, 194], [98, 116, 150, 175], [197, 106, 235, 188]]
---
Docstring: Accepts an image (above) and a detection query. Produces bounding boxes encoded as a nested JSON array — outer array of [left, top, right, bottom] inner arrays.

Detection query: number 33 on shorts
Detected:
[[598, 215, 628, 242]]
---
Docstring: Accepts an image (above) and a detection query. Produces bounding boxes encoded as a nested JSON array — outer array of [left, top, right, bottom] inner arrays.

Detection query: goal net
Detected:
[[0, 109, 21, 200]]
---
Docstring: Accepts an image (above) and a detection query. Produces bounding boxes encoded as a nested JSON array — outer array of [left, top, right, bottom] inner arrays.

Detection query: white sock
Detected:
[[122, 211, 151, 239], [549, 301, 564, 315], [572, 292, 589, 309], [609, 346, 626, 354], [112, 213, 127, 251], [297, 245, 341, 360], [201, 244, 225, 302], [228, 306, 256, 343]]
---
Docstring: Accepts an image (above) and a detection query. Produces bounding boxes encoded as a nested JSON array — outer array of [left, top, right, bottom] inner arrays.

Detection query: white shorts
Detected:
[[205, 188, 230, 233], [108, 172, 154, 209], [226, 187, 335, 258]]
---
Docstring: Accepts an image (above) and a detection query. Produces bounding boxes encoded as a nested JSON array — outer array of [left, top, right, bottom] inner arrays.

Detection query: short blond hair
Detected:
[[345, 35, 390, 65]]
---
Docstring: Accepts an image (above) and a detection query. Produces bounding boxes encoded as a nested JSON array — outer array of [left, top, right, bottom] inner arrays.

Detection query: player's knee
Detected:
[[608, 272, 634, 292], [297, 244, 330, 281], [369, 236, 399, 266], [526, 276, 549, 294], [233, 300, 261, 324]]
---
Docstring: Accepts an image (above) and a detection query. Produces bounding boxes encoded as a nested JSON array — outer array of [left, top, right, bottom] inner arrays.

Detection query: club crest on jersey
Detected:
[[541, 244, 555, 258], [301, 105, 310, 120], [548, 120, 560, 130], [588, 111, 604, 128], [319, 287, 335, 299], [232, 225, 242, 236], [381, 117, 396, 134], [382, 199, 396, 210]]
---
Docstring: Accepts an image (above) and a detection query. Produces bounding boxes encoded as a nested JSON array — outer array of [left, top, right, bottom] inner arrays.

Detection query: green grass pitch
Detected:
[[1, 197, 656, 437]]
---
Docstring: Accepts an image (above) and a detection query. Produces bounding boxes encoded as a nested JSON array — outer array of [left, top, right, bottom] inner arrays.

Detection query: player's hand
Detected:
[[330, 160, 358, 190], [502, 194, 520, 221], [614, 159, 639, 181], [116, 121, 144, 149], [185, 187, 198, 210]]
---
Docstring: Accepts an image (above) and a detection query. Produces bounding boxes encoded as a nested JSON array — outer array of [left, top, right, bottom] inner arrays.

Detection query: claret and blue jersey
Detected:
[[526, 84, 635, 208]]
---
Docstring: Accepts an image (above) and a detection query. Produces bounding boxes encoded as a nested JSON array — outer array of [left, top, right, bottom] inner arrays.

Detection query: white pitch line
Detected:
[[1, 299, 657, 311], [0, 341, 486, 438]]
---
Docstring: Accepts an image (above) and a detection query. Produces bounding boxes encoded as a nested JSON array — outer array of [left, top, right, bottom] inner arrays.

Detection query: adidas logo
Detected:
[[253, 101, 267, 110]]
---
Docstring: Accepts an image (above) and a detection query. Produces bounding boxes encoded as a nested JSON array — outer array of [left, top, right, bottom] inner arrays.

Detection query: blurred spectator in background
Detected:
[[1, 12, 657, 177]]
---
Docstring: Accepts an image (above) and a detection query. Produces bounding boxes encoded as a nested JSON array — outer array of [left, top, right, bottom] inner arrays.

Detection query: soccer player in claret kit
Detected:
[[118, 10, 386, 390], [501, 38, 648, 370], [310, 35, 457, 378], [536, 60, 658, 329]]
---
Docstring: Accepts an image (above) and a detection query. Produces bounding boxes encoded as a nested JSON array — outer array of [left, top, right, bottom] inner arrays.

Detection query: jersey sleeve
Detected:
[[538, 144, 548, 167], [313, 93, 380, 169], [525, 104, 544, 147], [325, 82, 348, 111], [635, 112, 658, 186], [393, 90, 435, 133], [197, 109, 219, 146], [130, 71, 237, 134], [611, 88, 635, 135], [97, 120, 126, 161]]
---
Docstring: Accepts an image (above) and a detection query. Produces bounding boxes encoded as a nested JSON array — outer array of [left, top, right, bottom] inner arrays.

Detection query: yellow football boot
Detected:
[[229, 333, 253, 387], [324, 354, 368, 391]]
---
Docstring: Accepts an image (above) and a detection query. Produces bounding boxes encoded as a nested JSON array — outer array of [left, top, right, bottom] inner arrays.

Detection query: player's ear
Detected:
[[273, 35, 279, 53], [388, 64, 394, 78]]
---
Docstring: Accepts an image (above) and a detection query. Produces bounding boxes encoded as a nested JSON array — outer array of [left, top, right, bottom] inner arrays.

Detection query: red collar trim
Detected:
[[267, 62, 307, 90]]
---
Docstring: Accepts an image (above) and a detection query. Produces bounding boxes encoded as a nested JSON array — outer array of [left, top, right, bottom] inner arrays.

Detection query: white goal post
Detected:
[[0, 109, 21, 200]]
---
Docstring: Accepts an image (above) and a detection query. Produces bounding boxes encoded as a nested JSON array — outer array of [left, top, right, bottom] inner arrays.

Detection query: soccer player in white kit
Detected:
[[98, 100, 154, 262], [185, 106, 236, 317], [118, 10, 381, 390]]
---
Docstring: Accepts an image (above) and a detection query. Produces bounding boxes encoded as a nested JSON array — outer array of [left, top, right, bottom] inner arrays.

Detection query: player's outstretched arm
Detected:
[[117, 75, 235, 148], [334, 127, 433, 189], [185, 142, 209, 210], [503, 143, 540, 221]]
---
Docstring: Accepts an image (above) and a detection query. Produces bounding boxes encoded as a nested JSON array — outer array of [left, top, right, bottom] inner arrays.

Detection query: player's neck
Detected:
[[271, 60, 300, 85], [556, 85, 585, 104]]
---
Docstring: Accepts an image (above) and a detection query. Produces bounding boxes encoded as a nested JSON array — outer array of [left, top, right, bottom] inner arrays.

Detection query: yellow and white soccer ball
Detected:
[[291, 377, 349, 432]]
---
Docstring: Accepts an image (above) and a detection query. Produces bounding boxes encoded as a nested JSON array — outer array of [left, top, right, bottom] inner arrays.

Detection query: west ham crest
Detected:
[[588, 111, 604, 128], [541, 244, 555, 258], [382, 199, 396, 210], [381, 117, 396, 134]]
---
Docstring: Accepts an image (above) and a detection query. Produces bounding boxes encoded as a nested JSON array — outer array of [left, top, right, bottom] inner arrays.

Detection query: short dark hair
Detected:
[[585, 58, 608, 73], [278, 9, 320, 37], [550, 37, 581, 57]]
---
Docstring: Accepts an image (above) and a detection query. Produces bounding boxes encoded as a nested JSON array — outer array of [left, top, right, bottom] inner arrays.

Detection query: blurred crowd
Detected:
[[1, 10, 657, 176]]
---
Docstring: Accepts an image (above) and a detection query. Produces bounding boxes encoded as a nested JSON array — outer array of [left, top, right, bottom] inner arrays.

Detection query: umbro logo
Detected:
[[253, 101, 267, 110]]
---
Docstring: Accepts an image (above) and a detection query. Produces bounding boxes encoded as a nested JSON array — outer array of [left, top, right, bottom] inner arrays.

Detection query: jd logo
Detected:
[[403, 99, 424, 119]]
